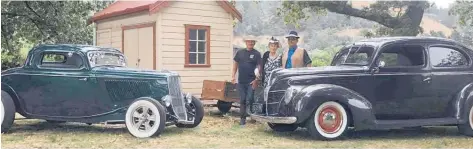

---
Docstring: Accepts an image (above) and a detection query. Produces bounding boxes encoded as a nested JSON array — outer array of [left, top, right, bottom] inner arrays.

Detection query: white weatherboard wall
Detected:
[[94, 1, 235, 97], [157, 1, 234, 97]]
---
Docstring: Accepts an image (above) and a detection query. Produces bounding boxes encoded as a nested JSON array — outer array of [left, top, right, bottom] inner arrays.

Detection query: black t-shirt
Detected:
[[234, 48, 262, 84]]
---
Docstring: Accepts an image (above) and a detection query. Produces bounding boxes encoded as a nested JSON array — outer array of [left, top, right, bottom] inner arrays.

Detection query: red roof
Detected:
[[88, 0, 242, 24]]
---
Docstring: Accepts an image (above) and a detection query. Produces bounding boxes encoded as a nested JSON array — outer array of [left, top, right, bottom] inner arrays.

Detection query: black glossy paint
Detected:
[[257, 37, 473, 130]]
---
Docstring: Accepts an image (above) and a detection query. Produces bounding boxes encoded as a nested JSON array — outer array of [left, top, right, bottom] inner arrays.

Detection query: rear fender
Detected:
[[1, 82, 27, 116], [293, 84, 376, 130]]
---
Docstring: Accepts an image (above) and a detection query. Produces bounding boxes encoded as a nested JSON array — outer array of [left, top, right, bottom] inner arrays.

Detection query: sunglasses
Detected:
[[287, 38, 298, 41]]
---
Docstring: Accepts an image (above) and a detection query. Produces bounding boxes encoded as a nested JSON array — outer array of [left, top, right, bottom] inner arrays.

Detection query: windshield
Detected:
[[87, 51, 126, 67], [331, 45, 375, 66]]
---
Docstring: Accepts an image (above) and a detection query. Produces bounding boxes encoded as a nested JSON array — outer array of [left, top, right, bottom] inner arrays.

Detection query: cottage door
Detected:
[[123, 24, 155, 70], [123, 29, 139, 68], [137, 26, 154, 70]]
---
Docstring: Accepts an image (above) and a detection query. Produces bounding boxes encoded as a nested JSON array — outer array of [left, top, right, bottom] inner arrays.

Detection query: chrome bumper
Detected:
[[250, 114, 297, 124]]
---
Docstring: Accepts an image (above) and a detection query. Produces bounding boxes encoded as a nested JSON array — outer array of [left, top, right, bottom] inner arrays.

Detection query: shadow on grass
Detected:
[[8, 120, 188, 137], [261, 126, 468, 141]]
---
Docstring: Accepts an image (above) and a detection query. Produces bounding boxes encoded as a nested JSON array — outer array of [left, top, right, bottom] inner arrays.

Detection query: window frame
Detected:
[[35, 50, 87, 71], [184, 24, 211, 67], [374, 43, 428, 69], [428, 44, 471, 70]]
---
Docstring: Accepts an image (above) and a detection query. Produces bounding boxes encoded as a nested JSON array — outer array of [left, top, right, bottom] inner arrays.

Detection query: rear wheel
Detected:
[[1, 90, 16, 133], [125, 98, 166, 138], [306, 101, 349, 140], [176, 97, 204, 128], [458, 103, 473, 137], [217, 100, 232, 114], [268, 123, 298, 132]]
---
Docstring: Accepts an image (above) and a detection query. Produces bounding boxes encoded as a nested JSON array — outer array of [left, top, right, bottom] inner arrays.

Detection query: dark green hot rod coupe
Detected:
[[1, 44, 204, 138]]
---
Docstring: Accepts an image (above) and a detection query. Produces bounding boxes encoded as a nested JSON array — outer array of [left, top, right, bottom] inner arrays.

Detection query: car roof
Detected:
[[348, 36, 473, 51], [30, 44, 121, 54], [353, 36, 458, 46]]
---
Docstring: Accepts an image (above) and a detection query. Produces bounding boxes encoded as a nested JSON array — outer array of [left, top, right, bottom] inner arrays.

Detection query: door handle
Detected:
[[423, 77, 431, 82], [78, 78, 88, 81]]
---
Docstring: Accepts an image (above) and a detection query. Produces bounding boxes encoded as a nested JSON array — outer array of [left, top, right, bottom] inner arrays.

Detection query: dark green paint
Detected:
[[2, 44, 174, 123]]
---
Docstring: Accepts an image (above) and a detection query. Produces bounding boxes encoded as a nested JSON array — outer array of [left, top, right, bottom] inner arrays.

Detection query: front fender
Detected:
[[292, 84, 376, 130]]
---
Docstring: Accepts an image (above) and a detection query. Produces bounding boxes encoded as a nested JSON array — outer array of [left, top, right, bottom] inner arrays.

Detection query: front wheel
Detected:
[[306, 101, 349, 140], [268, 123, 298, 132], [125, 97, 166, 138], [458, 103, 473, 137], [176, 97, 204, 128]]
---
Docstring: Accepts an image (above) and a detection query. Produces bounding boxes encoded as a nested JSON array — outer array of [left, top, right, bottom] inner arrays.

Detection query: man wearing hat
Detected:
[[282, 31, 312, 68], [232, 35, 262, 126]]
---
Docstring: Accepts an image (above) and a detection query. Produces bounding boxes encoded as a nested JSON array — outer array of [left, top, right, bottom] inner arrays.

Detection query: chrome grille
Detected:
[[265, 91, 285, 116], [167, 75, 187, 120]]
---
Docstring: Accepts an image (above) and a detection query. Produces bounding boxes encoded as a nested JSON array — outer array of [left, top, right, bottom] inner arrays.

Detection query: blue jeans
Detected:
[[238, 83, 254, 119]]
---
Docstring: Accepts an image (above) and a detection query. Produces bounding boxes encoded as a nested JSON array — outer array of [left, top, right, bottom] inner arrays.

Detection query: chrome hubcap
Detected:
[[131, 106, 157, 132], [322, 112, 337, 126], [317, 106, 342, 134]]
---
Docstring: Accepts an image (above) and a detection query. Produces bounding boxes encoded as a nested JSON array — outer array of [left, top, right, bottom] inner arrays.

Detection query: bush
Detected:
[[310, 45, 343, 67]]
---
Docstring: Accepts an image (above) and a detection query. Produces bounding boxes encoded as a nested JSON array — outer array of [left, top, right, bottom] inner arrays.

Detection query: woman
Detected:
[[261, 37, 282, 87]]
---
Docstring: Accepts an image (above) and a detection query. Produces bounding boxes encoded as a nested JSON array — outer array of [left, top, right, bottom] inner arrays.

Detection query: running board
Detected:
[[374, 118, 458, 130]]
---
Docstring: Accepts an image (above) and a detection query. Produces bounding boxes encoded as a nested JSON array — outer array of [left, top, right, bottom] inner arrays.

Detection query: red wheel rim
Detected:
[[317, 106, 343, 134]]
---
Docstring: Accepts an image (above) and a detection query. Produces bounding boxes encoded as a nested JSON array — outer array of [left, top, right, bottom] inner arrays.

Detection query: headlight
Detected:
[[161, 95, 172, 107], [284, 86, 300, 104], [185, 93, 193, 104]]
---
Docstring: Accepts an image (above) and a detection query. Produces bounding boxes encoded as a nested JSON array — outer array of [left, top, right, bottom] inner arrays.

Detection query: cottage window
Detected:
[[185, 25, 210, 67]]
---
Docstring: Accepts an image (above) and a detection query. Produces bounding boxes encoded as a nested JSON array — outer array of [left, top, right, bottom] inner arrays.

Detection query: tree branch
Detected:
[[24, 1, 42, 19], [302, 1, 402, 28]]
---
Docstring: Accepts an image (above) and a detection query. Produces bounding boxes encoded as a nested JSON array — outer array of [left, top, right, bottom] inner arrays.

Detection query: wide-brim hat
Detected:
[[285, 31, 300, 38], [268, 36, 280, 44], [243, 35, 258, 42]]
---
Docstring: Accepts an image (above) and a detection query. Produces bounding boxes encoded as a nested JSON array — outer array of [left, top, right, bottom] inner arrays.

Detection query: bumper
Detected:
[[249, 114, 297, 124]]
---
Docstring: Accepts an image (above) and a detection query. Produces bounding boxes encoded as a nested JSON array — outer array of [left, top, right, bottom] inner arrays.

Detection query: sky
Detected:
[[428, 0, 455, 8]]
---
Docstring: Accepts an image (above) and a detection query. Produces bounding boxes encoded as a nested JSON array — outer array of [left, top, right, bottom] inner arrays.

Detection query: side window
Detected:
[[429, 46, 468, 67], [39, 52, 84, 69], [378, 45, 425, 67]]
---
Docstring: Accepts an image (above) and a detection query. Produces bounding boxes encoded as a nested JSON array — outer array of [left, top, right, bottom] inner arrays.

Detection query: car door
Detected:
[[18, 50, 105, 117], [371, 43, 434, 120], [427, 44, 473, 118]]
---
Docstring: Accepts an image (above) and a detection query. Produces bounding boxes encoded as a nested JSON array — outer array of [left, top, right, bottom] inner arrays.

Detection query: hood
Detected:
[[92, 66, 175, 78], [272, 65, 369, 80]]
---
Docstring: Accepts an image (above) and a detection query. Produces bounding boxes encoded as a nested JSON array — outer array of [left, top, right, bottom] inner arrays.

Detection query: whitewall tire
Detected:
[[458, 103, 473, 137], [306, 101, 349, 140], [1, 90, 16, 133], [125, 98, 166, 138]]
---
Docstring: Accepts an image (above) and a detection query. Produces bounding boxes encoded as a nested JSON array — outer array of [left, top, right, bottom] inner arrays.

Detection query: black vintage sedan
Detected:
[[1, 44, 204, 138], [250, 37, 473, 140]]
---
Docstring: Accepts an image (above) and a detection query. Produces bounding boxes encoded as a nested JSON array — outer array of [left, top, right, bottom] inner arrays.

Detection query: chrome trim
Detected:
[[250, 114, 297, 124], [167, 75, 190, 123]]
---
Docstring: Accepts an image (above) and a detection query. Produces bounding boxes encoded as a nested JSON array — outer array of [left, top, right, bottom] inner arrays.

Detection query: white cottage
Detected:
[[89, 0, 242, 96]]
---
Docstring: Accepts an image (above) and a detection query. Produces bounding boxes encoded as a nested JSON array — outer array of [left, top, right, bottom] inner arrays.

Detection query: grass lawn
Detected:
[[2, 107, 473, 148]]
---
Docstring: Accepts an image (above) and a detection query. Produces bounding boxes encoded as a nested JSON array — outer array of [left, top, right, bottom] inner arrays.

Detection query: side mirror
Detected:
[[378, 61, 386, 68], [371, 60, 385, 74]]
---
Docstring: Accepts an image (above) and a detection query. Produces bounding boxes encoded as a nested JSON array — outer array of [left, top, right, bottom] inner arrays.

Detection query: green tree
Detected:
[[449, 1, 473, 26], [278, 1, 431, 36], [1, 1, 113, 69]]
